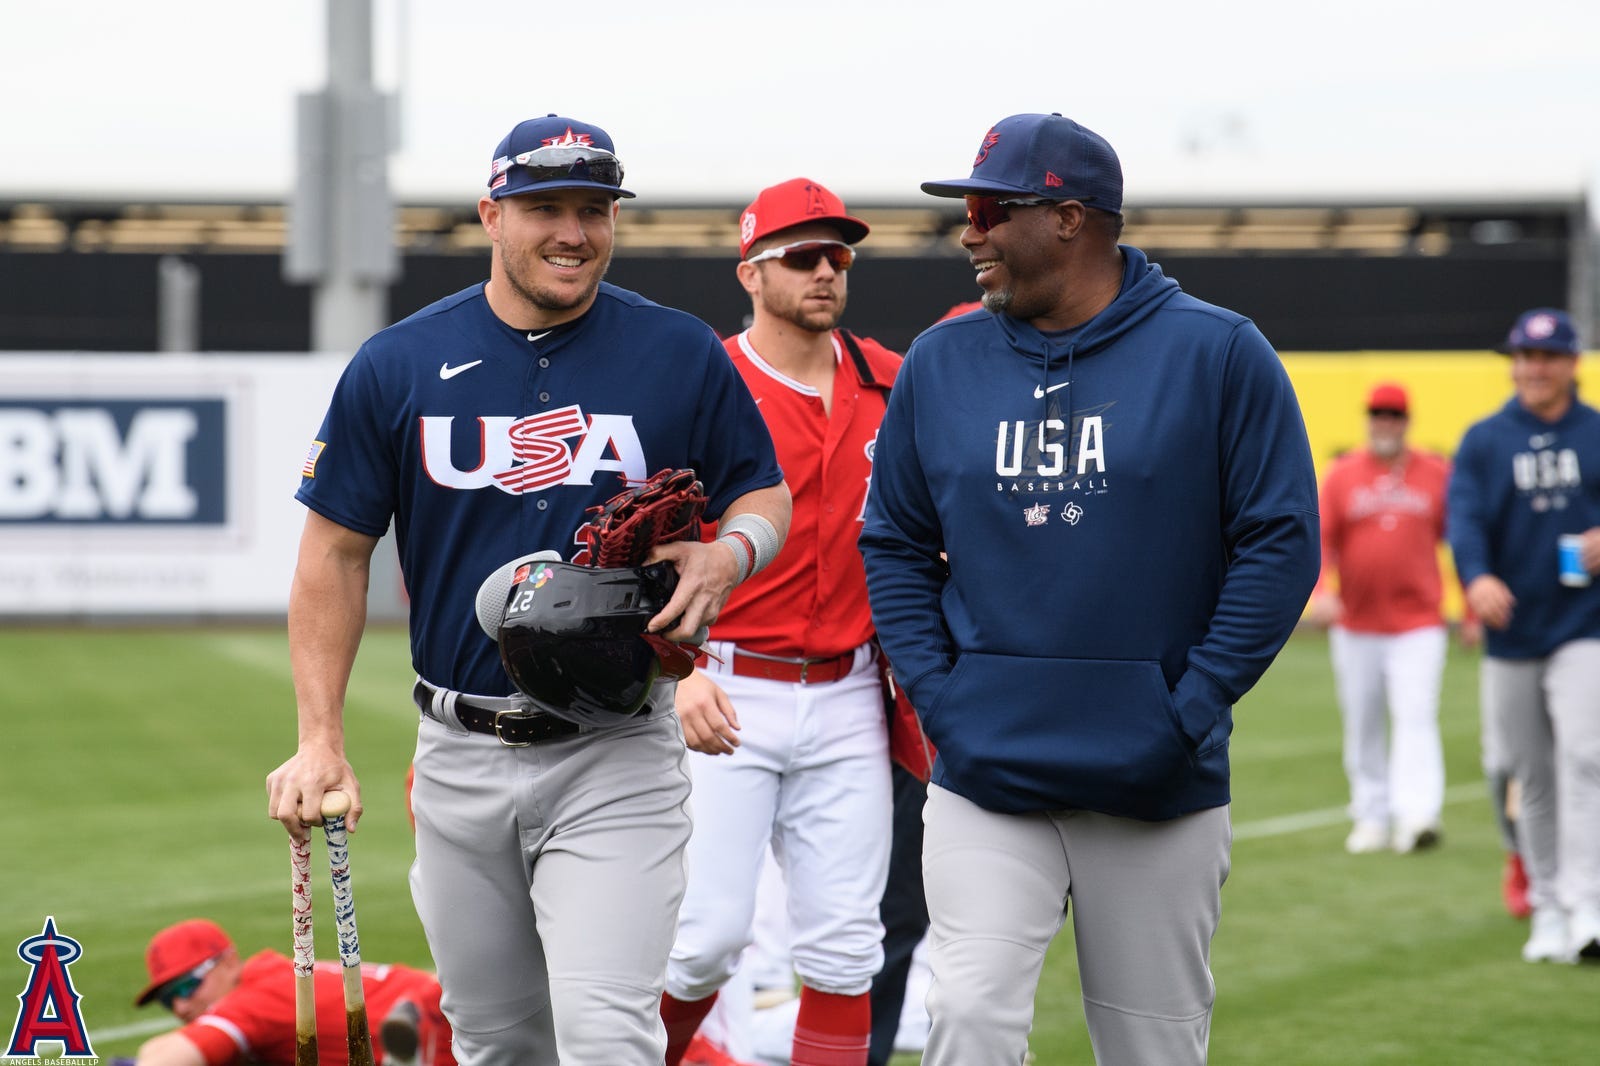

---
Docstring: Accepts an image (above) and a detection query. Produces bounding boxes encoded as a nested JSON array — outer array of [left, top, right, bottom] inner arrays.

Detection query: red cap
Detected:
[[1366, 382, 1409, 415], [134, 919, 232, 1006], [739, 178, 870, 258]]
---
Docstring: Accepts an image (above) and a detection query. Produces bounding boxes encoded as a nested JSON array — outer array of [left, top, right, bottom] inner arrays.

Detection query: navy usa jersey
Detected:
[[296, 282, 783, 695]]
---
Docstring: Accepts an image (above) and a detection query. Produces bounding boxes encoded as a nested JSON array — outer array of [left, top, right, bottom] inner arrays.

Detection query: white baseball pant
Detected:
[[666, 642, 891, 1002], [1328, 624, 1447, 831]]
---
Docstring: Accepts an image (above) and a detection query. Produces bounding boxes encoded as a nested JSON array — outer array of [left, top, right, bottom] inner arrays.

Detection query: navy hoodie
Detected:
[[859, 247, 1319, 820], [1447, 392, 1600, 659]]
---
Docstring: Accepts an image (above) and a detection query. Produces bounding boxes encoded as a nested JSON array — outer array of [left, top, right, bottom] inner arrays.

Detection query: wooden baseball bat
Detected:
[[320, 789, 376, 1066], [290, 831, 319, 1066]]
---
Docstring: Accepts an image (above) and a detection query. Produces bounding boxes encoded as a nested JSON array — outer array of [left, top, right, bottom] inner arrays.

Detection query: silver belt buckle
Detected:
[[492, 709, 535, 747]]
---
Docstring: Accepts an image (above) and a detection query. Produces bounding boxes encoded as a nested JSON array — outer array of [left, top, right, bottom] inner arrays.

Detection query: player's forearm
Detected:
[[134, 1030, 206, 1066], [288, 515, 379, 746], [719, 481, 793, 548]]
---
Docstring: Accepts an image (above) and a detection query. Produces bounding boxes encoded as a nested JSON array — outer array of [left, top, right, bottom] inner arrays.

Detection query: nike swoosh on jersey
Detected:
[[439, 360, 484, 380], [1032, 381, 1071, 398], [527, 330, 552, 342]]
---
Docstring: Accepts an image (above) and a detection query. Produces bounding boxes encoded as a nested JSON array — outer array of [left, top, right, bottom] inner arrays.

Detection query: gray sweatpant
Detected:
[[919, 785, 1231, 1066], [1481, 639, 1600, 914]]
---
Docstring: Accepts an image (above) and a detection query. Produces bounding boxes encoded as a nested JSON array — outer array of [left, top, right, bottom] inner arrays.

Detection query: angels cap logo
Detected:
[[804, 182, 827, 216], [6, 917, 96, 1060]]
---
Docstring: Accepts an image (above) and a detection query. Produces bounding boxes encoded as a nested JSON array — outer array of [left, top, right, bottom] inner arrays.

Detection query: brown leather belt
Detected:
[[412, 679, 583, 746], [727, 648, 857, 685]]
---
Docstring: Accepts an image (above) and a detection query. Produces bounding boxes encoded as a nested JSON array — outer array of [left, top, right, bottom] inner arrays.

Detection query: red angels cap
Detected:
[[134, 919, 232, 1006], [1366, 382, 1409, 415], [739, 178, 870, 258]]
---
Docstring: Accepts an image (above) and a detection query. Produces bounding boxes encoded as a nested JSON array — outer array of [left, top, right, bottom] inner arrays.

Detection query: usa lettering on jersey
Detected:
[[996, 415, 1106, 477], [419, 405, 647, 492]]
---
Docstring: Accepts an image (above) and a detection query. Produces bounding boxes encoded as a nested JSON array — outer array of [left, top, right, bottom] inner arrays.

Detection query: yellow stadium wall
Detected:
[[1281, 350, 1598, 621]]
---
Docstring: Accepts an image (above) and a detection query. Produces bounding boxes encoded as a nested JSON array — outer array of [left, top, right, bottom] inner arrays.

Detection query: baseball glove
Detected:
[[576, 469, 711, 680], [577, 468, 708, 569]]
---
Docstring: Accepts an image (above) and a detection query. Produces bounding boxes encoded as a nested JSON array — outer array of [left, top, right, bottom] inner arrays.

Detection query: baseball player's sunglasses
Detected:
[[745, 240, 855, 272], [156, 956, 220, 1009], [497, 144, 626, 188], [964, 194, 1068, 234]]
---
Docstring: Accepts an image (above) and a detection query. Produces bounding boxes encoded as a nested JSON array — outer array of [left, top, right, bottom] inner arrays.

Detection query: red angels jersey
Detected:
[[176, 951, 453, 1066], [711, 329, 901, 657], [1319, 447, 1451, 634]]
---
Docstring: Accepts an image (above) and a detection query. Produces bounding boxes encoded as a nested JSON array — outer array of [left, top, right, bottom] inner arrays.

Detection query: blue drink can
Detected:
[[1559, 534, 1590, 588]]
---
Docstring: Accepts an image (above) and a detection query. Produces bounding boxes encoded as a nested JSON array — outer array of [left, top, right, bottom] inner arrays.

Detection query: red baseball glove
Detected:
[[576, 469, 710, 680], [577, 468, 708, 569]]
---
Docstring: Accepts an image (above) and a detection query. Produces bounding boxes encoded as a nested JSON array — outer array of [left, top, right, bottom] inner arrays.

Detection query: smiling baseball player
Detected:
[[265, 114, 790, 1066], [659, 178, 901, 1066]]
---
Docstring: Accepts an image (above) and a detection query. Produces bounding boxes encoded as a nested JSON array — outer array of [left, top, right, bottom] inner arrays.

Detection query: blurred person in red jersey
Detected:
[[1308, 382, 1456, 855], [132, 919, 454, 1066]]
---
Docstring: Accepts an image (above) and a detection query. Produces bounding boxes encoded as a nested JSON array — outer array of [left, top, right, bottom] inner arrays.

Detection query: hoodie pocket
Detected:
[[923, 652, 1194, 816]]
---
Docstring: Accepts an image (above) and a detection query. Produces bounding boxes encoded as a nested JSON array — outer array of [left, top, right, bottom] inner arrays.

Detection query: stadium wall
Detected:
[[2, 351, 1593, 619]]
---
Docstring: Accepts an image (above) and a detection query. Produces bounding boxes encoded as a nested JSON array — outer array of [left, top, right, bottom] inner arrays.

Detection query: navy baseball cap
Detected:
[[1500, 308, 1580, 355], [488, 115, 635, 200], [921, 113, 1123, 214]]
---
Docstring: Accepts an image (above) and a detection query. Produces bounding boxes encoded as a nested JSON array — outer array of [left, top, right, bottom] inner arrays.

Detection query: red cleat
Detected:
[[681, 1033, 762, 1066], [1503, 852, 1532, 920]]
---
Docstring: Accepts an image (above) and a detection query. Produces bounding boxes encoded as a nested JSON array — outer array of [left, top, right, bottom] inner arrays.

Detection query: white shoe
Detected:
[[1522, 908, 1577, 963], [1344, 822, 1388, 854], [1391, 822, 1442, 854], [1569, 906, 1600, 962]]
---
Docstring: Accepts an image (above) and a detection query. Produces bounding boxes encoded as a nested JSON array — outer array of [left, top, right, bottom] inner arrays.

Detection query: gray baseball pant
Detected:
[[408, 706, 692, 1065], [919, 784, 1231, 1066], [1481, 639, 1600, 914]]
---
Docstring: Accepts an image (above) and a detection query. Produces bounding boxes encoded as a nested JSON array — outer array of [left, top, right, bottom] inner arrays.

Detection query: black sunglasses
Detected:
[[745, 239, 855, 272], [964, 194, 1075, 234], [156, 956, 219, 1010], [1367, 408, 1407, 419]]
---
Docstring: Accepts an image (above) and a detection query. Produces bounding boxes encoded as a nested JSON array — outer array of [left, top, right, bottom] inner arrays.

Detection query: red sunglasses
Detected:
[[745, 239, 855, 272], [964, 195, 1062, 234]]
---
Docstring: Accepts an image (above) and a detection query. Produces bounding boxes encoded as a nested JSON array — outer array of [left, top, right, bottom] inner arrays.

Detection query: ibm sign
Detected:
[[0, 398, 227, 525]]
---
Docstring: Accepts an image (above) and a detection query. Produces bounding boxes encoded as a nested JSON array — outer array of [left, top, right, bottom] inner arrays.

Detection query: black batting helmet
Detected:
[[496, 560, 680, 728]]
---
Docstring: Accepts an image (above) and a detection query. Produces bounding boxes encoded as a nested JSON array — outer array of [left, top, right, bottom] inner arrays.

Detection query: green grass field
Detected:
[[3, 627, 1595, 1063]]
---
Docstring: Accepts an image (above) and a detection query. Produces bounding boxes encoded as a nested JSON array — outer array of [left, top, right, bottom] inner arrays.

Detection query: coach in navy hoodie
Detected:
[[1447, 307, 1600, 966], [859, 114, 1319, 1066]]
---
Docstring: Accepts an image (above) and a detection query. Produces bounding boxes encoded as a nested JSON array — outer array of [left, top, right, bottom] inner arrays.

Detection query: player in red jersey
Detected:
[[132, 919, 454, 1066], [659, 179, 903, 1066], [1308, 383, 1457, 854]]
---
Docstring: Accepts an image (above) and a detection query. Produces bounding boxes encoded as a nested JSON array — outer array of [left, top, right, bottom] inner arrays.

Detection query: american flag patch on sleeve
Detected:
[[301, 440, 327, 478]]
